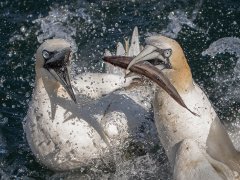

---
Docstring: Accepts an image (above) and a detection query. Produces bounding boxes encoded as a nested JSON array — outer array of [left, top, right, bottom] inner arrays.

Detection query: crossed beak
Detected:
[[103, 45, 197, 116], [44, 47, 77, 103]]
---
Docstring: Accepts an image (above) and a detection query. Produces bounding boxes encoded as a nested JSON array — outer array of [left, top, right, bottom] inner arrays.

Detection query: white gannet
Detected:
[[23, 30, 171, 172], [104, 35, 240, 179]]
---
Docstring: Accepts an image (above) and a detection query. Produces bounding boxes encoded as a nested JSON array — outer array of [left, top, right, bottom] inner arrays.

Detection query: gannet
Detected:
[[104, 35, 240, 179], [23, 32, 167, 172]]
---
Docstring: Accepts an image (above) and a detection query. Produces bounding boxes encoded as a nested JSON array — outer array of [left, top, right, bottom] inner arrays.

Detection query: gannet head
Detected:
[[103, 35, 198, 115], [126, 35, 193, 93], [35, 39, 76, 102]]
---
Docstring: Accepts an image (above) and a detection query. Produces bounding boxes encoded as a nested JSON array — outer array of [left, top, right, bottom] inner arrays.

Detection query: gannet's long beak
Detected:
[[44, 47, 77, 103], [126, 45, 172, 71], [103, 56, 198, 116]]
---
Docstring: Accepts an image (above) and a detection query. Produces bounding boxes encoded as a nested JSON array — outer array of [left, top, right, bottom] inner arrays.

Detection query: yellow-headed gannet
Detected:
[[104, 35, 240, 179], [24, 31, 167, 172]]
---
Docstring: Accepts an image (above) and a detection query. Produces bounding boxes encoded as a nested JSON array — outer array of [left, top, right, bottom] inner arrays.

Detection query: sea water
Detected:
[[0, 0, 239, 179]]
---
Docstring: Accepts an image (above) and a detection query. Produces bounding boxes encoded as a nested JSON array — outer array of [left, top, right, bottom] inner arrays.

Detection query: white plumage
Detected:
[[123, 35, 240, 179], [24, 29, 159, 171]]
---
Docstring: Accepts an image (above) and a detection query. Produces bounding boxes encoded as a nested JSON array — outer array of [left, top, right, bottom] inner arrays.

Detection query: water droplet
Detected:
[[25, 92, 30, 98], [0, 117, 8, 125], [20, 26, 26, 33]]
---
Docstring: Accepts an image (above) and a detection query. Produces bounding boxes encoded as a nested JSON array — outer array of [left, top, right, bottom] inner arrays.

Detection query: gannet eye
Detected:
[[163, 49, 172, 58], [42, 50, 50, 60]]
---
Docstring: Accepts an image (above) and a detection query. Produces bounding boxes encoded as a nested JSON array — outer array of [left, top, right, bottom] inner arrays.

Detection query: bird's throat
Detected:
[[169, 68, 193, 94]]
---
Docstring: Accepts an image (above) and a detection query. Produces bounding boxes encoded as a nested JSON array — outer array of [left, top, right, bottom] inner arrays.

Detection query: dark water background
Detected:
[[0, 0, 240, 179]]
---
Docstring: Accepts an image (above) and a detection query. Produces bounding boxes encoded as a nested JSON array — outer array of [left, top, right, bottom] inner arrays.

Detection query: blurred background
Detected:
[[0, 0, 239, 179]]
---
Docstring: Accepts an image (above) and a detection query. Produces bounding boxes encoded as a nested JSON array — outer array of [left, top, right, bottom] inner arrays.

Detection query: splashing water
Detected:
[[202, 37, 240, 57], [202, 37, 240, 149], [33, 5, 91, 53], [0, 0, 239, 179], [202, 37, 240, 104], [160, 10, 196, 38], [202, 37, 240, 77], [147, 0, 203, 39]]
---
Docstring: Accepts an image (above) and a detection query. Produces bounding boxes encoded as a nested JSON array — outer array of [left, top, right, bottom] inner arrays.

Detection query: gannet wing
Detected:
[[128, 26, 140, 57], [116, 42, 126, 56], [173, 139, 234, 180], [207, 116, 240, 173]]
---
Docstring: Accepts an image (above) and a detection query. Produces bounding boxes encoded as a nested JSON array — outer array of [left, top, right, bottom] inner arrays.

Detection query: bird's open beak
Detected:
[[103, 56, 198, 116], [44, 48, 77, 103]]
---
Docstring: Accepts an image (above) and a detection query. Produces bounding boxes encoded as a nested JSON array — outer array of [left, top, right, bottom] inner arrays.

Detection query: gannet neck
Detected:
[[34, 71, 71, 102], [167, 55, 193, 94], [35, 68, 58, 88]]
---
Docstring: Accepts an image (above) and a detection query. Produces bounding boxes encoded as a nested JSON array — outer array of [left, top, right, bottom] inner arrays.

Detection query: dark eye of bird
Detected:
[[163, 49, 172, 58], [42, 50, 51, 60]]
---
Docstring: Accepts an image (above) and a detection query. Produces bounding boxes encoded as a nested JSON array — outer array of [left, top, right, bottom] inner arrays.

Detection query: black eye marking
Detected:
[[42, 50, 51, 60], [42, 50, 57, 61], [163, 49, 172, 58]]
